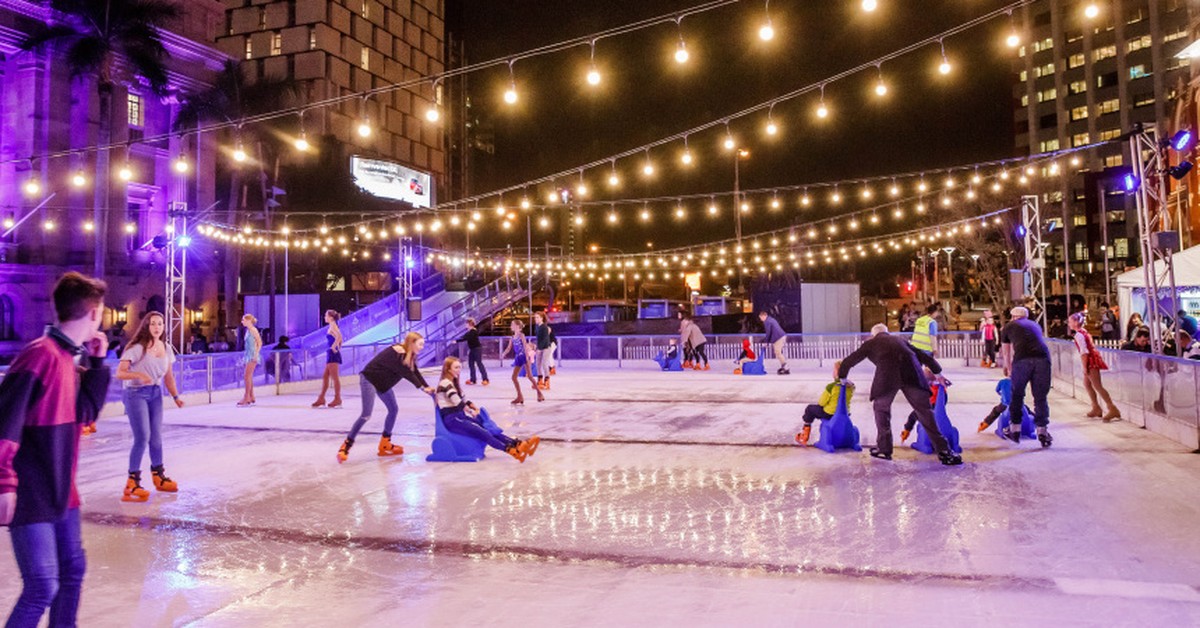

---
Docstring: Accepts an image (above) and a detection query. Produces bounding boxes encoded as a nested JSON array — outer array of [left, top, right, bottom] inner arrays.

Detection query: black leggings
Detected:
[[692, 342, 708, 366]]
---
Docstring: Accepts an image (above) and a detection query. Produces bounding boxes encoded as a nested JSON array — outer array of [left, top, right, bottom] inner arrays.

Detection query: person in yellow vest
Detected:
[[911, 304, 941, 356]]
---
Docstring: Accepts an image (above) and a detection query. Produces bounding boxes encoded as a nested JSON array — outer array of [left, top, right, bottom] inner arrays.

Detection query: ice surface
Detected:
[[2, 362, 1198, 627]]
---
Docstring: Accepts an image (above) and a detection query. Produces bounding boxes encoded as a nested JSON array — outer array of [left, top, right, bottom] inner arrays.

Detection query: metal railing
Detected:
[[296, 272, 446, 353]]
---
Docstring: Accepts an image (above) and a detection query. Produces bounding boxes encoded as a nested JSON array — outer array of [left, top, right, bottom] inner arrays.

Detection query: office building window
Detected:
[[271, 32, 282, 56], [1034, 62, 1056, 77], [1093, 45, 1116, 61], [309, 26, 317, 50], [1071, 105, 1089, 121], [1114, 238, 1129, 258], [1107, 211, 1126, 223], [1127, 35, 1152, 52], [1032, 37, 1054, 52], [1037, 87, 1058, 102], [1019, 70, 1028, 82], [1133, 93, 1154, 107], [1069, 80, 1087, 95], [1097, 71, 1119, 88], [1069, 53, 1085, 68], [1165, 28, 1187, 43], [258, 6, 266, 30], [1021, 94, 1029, 107], [1039, 139, 1060, 152], [1073, 132, 1090, 147], [1074, 242, 1089, 261], [1097, 98, 1120, 115], [1103, 154, 1123, 167], [1126, 7, 1145, 24], [361, 47, 369, 70], [1066, 29, 1083, 43], [1129, 64, 1148, 79], [1099, 128, 1121, 141], [1073, 214, 1087, 227], [244, 37, 252, 59]]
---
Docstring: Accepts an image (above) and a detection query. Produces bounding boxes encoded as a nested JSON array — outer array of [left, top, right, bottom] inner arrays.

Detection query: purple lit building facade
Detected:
[[0, 0, 227, 357]]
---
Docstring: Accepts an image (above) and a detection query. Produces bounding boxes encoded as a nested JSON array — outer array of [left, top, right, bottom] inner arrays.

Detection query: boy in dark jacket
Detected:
[[1, 272, 111, 627]]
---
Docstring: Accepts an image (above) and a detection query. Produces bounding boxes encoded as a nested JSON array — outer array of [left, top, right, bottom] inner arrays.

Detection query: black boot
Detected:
[[1003, 424, 1021, 443], [938, 451, 963, 466], [1036, 426, 1053, 448], [869, 447, 892, 461]]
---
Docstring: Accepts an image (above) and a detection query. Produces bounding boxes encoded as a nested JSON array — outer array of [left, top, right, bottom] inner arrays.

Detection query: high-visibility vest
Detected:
[[912, 315, 935, 352]]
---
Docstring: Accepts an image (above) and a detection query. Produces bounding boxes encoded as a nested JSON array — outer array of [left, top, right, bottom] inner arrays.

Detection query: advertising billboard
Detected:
[[350, 156, 433, 208]]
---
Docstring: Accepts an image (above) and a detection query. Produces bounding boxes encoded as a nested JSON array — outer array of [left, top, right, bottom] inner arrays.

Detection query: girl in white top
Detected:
[[1068, 312, 1119, 421], [238, 314, 262, 407], [115, 312, 184, 501]]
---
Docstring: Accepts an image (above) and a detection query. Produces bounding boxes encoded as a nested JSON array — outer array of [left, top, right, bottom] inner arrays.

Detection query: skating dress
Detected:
[[326, 331, 342, 365]]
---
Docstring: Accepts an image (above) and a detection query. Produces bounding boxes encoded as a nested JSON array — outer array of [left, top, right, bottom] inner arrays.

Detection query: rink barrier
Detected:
[[1046, 339, 1200, 450]]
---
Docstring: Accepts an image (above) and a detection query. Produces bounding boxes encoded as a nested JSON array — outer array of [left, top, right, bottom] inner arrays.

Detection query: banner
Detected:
[[350, 156, 433, 208]]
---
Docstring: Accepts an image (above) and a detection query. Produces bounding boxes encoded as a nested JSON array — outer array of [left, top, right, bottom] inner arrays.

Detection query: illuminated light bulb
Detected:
[[992, 182, 1002, 192], [642, 162, 654, 176], [861, 188, 873, 200], [640, 209, 651, 221], [1025, 165, 1036, 176], [966, 189, 977, 199], [939, 60, 952, 75], [577, 183, 588, 196], [118, 164, 133, 181], [723, 136, 735, 150], [319, 225, 330, 235], [471, 211, 482, 221], [232, 145, 247, 162], [173, 156, 189, 173], [280, 226, 291, 236], [124, 223, 136, 234], [758, 22, 775, 41], [520, 197, 531, 209], [1084, 3, 1099, 19], [1019, 175, 1029, 185], [71, 172, 86, 187], [674, 40, 690, 64], [831, 191, 842, 203], [917, 180, 928, 192], [574, 215, 584, 226], [971, 173, 982, 184], [875, 80, 888, 97], [294, 134, 310, 151], [42, 220, 55, 231], [708, 204, 718, 215], [889, 184, 900, 197], [816, 102, 829, 119], [449, 215, 461, 226], [862, 0, 878, 12], [740, 202, 750, 213], [357, 119, 372, 137], [23, 179, 40, 196], [801, 194, 812, 207], [681, 150, 694, 165], [1006, 32, 1021, 48], [497, 204, 509, 215], [770, 198, 781, 209], [503, 84, 518, 104], [675, 207, 686, 219], [942, 197, 952, 207], [1, 218, 12, 229], [243, 225, 253, 234], [425, 106, 440, 123], [1000, 170, 1010, 180], [870, 214, 880, 225], [849, 219, 860, 230], [608, 212, 619, 224], [608, 173, 619, 187], [586, 66, 601, 85], [766, 120, 778, 135], [83, 220, 94, 232], [944, 177, 955, 188], [916, 203, 927, 213]]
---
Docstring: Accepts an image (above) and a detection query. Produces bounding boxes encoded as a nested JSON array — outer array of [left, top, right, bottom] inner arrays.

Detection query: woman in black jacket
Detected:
[[336, 332, 433, 463]]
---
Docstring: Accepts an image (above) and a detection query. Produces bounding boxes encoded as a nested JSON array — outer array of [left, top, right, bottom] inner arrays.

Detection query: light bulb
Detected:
[[1, 218, 12, 229], [425, 106, 440, 122], [875, 81, 888, 96], [577, 183, 588, 196], [586, 67, 601, 85], [1006, 32, 1020, 48], [503, 85, 518, 104], [83, 220, 94, 232], [758, 23, 775, 41], [862, 0, 878, 12], [42, 220, 54, 231], [118, 164, 133, 180], [295, 135, 310, 152], [800, 195, 811, 206], [708, 204, 718, 215], [643, 162, 654, 176], [233, 146, 247, 162], [357, 119, 372, 137], [939, 59, 952, 75], [816, 103, 829, 119], [766, 121, 778, 135], [681, 150, 693, 165], [889, 185, 900, 196], [520, 197, 531, 209], [1084, 3, 1099, 19], [71, 172, 86, 187], [723, 136, 735, 150], [608, 173, 619, 187], [124, 223, 136, 234], [674, 42, 689, 64], [23, 179, 40, 196]]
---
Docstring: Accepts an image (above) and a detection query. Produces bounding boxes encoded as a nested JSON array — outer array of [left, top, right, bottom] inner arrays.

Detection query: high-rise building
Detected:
[[214, 0, 448, 201], [1013, 0, 1191, 300], [0, 0, 226, 355]]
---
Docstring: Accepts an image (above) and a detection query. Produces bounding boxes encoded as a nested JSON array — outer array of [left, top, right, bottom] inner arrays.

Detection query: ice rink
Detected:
[[2, 361, 1199, 627]]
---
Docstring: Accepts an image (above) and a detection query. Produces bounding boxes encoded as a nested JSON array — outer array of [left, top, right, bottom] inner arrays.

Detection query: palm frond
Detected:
[[18, 24, 82, 52]]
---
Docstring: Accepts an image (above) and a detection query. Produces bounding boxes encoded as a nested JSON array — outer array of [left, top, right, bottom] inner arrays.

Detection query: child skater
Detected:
[[976, 378, 1033, 432], [795, 361, 854, 445], [900, 366, 949, 443], [733, 337, 757, 374], [500, 320, 543, 405], [237, 314, 261, 407], [436, 357, 540, 462], [665, 339, 680, 362], [336, 331, 433, 463]]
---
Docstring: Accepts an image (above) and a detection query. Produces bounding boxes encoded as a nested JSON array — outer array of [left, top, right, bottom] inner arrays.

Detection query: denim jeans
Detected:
[[347, 377, 399, 440], [467, 347, 488, 382], [442, 409, 515, 451], [1009, 357, 1051, 427], [6, 508, 85, 628], [122, 386, 164, 473]]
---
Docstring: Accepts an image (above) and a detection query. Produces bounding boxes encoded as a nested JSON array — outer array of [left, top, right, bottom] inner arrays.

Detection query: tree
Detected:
[[175, 61, 297, 337], [21, 0, 179, 279]]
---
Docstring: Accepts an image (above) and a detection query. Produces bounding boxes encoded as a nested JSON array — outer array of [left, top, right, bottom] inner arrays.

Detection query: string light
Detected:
[[23, 178, 40, 196], [608, 161, 620, 187], [674, 19, 689, 64], [765, 105, 778, 136], [1083, 3, 1100, 19], [862, 0, 878, 12], [356, 98, 372, 137], [758, 1, 775, 41], [504, 61, 519, 104], [71, 170, 87, 188], [874, 64, 888, 97], [173, 154, 189, 173], [586, 41, 601, 86], [816, 85, 830, 119], [681, 136, 694, 165], [723, 122, 736, 150], [937, 40, 952, 75], [1005, 11, 1020, 48], [642, 150, 655, 176]]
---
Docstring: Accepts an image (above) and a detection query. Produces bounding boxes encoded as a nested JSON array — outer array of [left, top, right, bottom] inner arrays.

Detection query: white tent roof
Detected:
[[1115, 244, 1200, 289]]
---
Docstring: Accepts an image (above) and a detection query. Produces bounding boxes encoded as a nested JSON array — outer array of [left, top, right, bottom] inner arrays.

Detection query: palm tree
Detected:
[[175, 60, 298, 337], [21, 0, 179, 279]]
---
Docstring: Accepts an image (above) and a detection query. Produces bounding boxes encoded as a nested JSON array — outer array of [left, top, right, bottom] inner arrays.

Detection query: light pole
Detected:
[[942, 247, 957, 301]]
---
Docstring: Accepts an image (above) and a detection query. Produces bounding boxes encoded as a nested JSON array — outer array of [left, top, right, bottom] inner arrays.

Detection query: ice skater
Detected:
[[980, 309, 999, 367], [759, 311, 789, 375], [1068, 312, 1120, 422], [312, 309, 344, 408], [336, 332, 433, 463], [500, 320, 543, 405], [900, 367, 946, 443], [682, 315, 709, 370], [237, 314, 261, 407], [838, 323, 963, 465], [0, 272, 111, 628], [679, 317, 695, 368], [457, 317, 489, 386], [436, 357, 540, 462], [795, 361, 854, 445], [533, 312, 553, 390], [976, 378, 1033, 432], [733, 337, 756, 374], [999, 306, 1053, 446], [115, 312, 184, 502]]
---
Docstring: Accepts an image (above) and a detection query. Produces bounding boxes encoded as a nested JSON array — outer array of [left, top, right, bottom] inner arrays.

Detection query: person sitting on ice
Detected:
[[733, 338, 756, 374], [436, 357, 540, 462], [976, 377, 1034, 433], [900, 366, 950, 443], [795, 361, 854, 445], [665, 339, 680, 362]]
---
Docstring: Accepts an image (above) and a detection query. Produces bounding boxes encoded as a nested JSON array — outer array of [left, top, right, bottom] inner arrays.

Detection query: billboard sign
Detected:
[[350, 156, 433, 208]]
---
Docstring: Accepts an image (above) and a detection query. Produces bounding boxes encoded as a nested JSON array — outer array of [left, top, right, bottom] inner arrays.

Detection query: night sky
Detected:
[[452, 0, 1018, 254]]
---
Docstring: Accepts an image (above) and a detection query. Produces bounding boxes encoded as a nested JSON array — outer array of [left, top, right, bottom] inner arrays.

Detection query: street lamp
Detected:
[[942, 247, 956, 301]]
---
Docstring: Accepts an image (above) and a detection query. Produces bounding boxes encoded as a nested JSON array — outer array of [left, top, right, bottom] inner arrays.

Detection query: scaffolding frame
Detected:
[[164, 201, 189, 353], [1130, 126, 1181, 355], [1021, 194, 1047, 329]]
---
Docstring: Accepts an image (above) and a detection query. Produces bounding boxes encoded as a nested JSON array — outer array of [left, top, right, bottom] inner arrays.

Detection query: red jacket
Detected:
[[0, 334, 110, 526]]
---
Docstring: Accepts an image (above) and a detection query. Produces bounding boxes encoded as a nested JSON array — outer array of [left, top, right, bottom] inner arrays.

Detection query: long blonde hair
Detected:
[[399, 331, 423, 369], [440, 356, 462, 399]]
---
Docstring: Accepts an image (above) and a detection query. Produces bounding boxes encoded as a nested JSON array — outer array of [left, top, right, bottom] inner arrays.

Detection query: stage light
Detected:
[[177, 235, 192, 247], [1169, 162, 1193, 180], [1123, 173, 1139, 192], [1171, 130, 1193, 151]]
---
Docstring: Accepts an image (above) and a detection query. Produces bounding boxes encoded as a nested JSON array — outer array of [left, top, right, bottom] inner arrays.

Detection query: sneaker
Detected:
[[377, 436, 403, 457], [151, 467, 178, 492], [795, 425, 811, 446], [1003, 425, 1021, 443], [869, 447, 893, 461], [1036, 427, 1053, 448], [337, 438, 353, 464], [900, 428, 912, 443], [938, 451, 964, 466]]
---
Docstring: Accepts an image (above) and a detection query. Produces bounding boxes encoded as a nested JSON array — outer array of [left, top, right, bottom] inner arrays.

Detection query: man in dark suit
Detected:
[[838, 324, 963, 465]]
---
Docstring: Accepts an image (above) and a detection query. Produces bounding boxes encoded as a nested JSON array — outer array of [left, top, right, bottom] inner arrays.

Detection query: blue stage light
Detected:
[[177, 235, 192, 247], [1123, 173, 1140, 192], [1015, 225, 1027, 238], [1172, 130, 1193, 152]]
